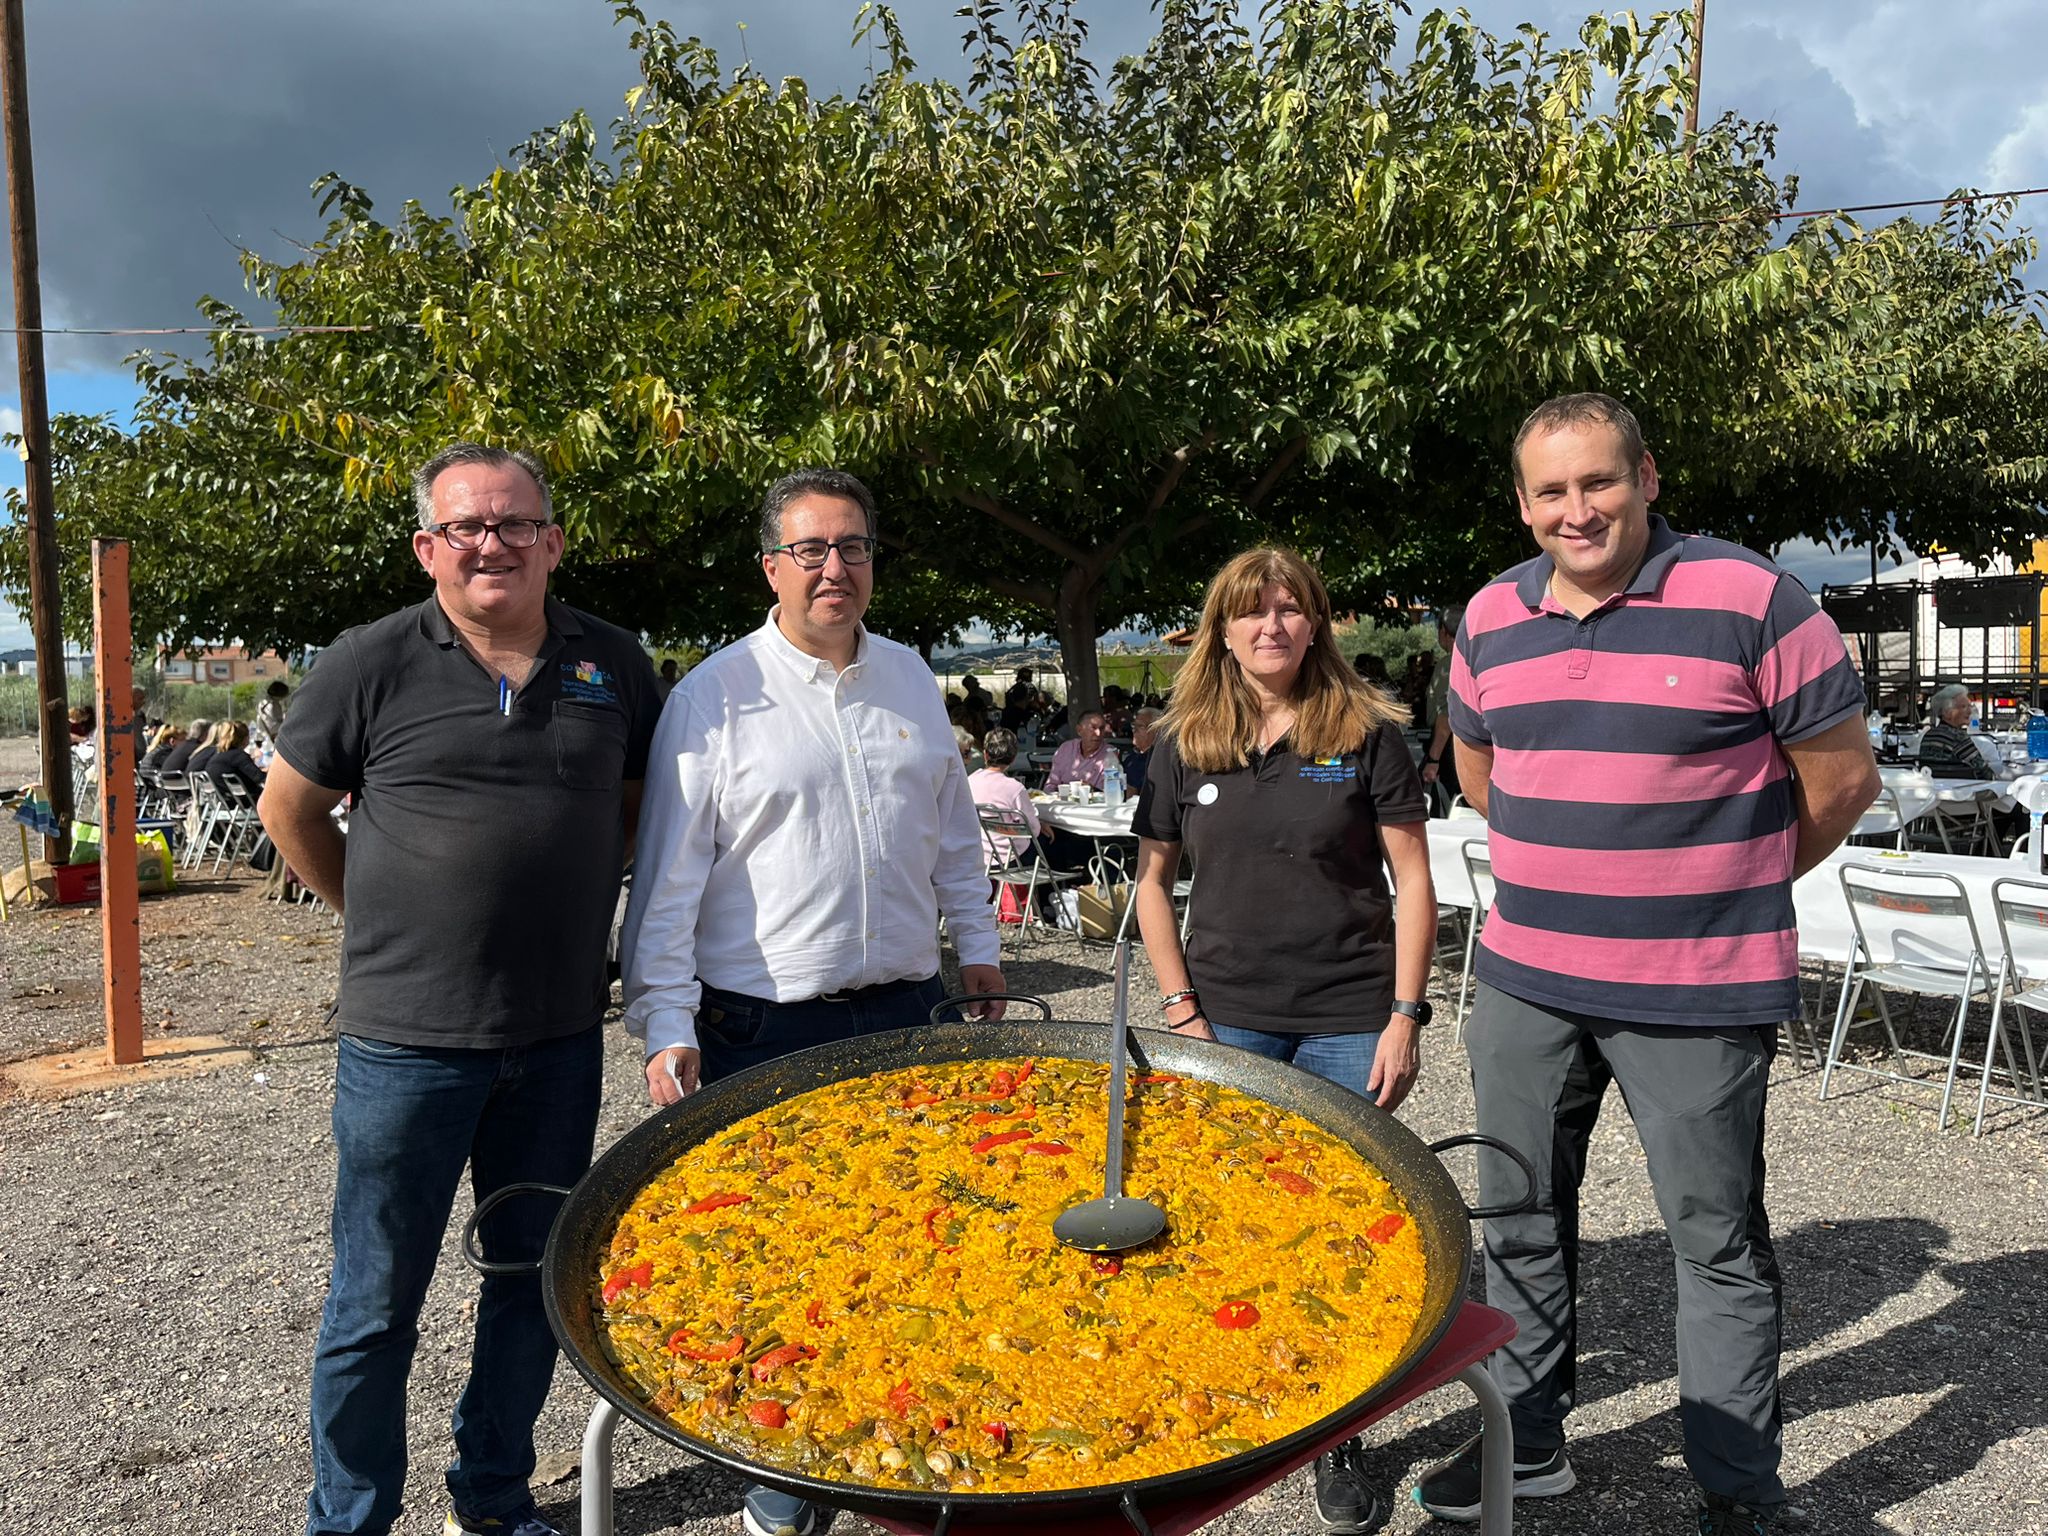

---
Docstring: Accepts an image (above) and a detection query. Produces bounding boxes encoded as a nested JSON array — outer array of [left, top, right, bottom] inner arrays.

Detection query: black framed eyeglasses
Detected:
[[428, 518, 551, 550], [769, 536, 877, 569]]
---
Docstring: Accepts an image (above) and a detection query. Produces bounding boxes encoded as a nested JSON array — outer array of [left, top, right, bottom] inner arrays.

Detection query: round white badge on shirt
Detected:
[[1197, 782, 1219, 806]]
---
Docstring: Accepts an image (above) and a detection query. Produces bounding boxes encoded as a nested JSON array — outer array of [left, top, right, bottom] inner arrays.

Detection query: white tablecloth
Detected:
[[1034, 798, 1138, 839], [1423, 818, 2048, 967]]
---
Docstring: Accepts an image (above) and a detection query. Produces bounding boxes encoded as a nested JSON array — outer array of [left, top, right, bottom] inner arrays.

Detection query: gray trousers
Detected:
[[1465, 983, 1784, 1506]]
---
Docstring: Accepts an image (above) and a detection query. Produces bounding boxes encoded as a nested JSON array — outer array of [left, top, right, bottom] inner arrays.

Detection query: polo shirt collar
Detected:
[[417, 594, 583, 648], [1514, 514, 1685, 613], [760, 606, 870, 683]]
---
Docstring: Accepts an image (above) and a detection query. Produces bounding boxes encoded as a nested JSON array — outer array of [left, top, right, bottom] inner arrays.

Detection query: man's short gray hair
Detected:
[[1930, 683, 1972, 717], [983, 727, 1020, 764], [1512, 393, 1646, 489], [1134, 707, 1163, 727], [413, 443, 554, 530], [760, 468, 879, 553]]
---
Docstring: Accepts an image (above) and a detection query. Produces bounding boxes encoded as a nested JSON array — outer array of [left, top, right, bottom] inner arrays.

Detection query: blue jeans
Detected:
[[305, 1025, 603, 1535], [1210, 1021, 1382, 1099], [699, 975, 944, 1529]]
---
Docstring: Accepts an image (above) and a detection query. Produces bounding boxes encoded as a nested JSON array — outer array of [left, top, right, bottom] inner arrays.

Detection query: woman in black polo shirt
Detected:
[[1131, 545, 1436, 1535]]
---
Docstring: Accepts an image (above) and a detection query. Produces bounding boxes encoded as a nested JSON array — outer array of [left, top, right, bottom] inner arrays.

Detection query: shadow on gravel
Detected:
[[989, 956, 1131, 1005], [1373, 1217, 2046, 1529], [534, 1460, 746, 1536]]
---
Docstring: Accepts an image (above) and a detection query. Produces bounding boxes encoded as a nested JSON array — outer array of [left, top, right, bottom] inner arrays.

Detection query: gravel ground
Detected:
[[4, 737, 2046, 1535]]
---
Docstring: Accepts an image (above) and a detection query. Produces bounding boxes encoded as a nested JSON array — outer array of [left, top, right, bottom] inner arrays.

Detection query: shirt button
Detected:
[[868, 930, 878, 940]]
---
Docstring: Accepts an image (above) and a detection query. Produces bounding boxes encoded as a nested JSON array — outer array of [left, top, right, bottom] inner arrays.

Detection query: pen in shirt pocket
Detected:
[[499, 675, 512, 716]]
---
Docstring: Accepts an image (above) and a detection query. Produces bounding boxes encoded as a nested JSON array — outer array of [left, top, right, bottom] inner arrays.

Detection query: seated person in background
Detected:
[[1125, 707, 1162, 795], [1100, 685, 1133, 738], [1002, 667, 1036, 730], [186, 720, 224, 777], [142, 724, 185, 770], [161, 718, 211, 775], [1917, 684, 1990, 779], [969, 728, 1042, 863], [1046, 709, 1113, 792], [68, 705, 95, 743], [953, 724, 981, 772], [206, 720, 267, 798], [960, 673, 990, 723]]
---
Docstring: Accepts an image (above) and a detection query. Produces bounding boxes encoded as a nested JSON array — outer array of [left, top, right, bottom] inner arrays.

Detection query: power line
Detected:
[[1637, 184, 2048, 234], [0, 322, 399, 336]]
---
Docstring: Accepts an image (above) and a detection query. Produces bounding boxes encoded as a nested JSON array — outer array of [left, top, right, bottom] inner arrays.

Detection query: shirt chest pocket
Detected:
[[553, 701, 626, 791]]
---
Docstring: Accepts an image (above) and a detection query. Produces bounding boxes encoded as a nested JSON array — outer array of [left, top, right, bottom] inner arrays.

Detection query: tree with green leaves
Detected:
[[8, 2, 2045, 705]]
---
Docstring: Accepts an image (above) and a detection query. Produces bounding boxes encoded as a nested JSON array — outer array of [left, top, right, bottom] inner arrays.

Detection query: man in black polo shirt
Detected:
[[261, 443, 659, 1536]]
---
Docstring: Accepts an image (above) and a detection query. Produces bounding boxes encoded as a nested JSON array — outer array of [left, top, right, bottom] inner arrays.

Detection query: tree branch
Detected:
[[951, 486, 1091, 567], [979, 572, 1056, 610], [1245, 436, 1309, 511]]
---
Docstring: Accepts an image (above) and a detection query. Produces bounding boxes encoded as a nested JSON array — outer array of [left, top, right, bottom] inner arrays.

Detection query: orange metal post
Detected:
[[93, 538, 143, 1066]]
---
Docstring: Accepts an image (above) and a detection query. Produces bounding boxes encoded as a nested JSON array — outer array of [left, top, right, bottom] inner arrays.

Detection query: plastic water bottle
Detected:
[[2027, 711, 2048, 765], [1102, 758, 1125, 809]]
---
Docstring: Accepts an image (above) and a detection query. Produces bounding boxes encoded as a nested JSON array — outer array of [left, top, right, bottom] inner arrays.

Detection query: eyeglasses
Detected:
[[769, 536, 877, 569], [427, 518, 551, 550]]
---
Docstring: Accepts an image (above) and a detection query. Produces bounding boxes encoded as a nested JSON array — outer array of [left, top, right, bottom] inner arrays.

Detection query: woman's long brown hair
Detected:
[[1162, 546, 1407, 773]]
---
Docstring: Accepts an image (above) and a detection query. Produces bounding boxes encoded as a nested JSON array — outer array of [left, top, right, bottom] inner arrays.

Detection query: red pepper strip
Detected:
[[923, 1205, 950, 1241], [888, 1379, 922, 1417], [986, 1070, 1015, 1098], [1138, 1073, 1182, 1084], [683, 1192, 752, 1215], [667, 1330, 746, 1361], [971, 1127, 1035, 1155], [601, 1260, 654, 1304], [805, 1299, 825, 1327], [1213, 1301, 1261, 1329], [1091, 1255, 1123, 1276], [1021, 1141, 1073, 1156], [1267, 1168, 1316, 1195], [903, 1087, 942, 1107], [751, 1342, 819, 1381], [1012, 1059, 1035, 1088], [931, 1414, 953, 1432], [1365, 1212, 1407, 1244], [746, 1400, 788, 1429], [982, 1421, 1010, 1450], [967, 1106, 1036, 1125]]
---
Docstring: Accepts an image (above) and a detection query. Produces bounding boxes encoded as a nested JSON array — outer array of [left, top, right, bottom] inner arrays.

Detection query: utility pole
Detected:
[[1, 0, 71, 863], [1685, 0, 1708, 154]]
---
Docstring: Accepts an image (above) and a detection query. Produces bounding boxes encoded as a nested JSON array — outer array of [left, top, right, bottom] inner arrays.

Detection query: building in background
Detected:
[[160, 645, 289, 686]]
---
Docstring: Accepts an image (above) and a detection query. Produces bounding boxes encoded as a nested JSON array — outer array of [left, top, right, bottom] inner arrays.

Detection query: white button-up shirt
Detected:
[[620, 611, 1001, 1056]]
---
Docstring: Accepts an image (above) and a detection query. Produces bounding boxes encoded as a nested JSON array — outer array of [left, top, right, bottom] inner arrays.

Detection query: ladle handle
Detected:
[[1105, 940, 1130, 1198]]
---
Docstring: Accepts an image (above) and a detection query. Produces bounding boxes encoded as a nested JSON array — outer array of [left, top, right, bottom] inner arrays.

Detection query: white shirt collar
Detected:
[[760, 605, 869, 683]]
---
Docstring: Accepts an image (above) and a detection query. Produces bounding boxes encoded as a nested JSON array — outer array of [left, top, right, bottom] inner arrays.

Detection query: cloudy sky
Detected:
[[2, 0, 2044, 650]]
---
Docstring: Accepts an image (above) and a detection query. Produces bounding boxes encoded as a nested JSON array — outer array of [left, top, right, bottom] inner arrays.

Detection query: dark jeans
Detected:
[[1464, 984, 1783, 1504], [696, 973, 947, 1530], [305, 1025, 603, 1535], [696, 973, 950, 1084]]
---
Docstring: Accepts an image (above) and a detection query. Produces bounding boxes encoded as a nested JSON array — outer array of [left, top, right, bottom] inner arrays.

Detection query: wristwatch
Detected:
[[1390, 999, 1434, 1027]]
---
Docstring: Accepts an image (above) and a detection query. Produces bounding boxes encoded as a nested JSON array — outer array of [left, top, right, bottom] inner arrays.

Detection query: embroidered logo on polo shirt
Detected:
[[1298, 755, 1349, 783], [561, 659, 619, 704]]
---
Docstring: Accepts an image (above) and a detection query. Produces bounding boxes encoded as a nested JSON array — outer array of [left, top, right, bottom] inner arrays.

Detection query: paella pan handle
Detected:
[[926, 991, 1055, 1026], [1426, 1134, 1538, 1220], [460, 1182, 571, 1276]]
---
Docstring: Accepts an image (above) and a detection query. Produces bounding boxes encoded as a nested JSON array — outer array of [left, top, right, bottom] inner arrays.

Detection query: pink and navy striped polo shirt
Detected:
[[1448, 515, 1863, 1026]]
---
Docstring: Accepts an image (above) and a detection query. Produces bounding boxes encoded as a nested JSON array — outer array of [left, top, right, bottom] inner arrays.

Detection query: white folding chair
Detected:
[[181, 775, 223, 870], [976, 804, 1081, 949], [1821, 864, 1996, 1130], [1978, 878, 2048, 1135], [213, 777, 267, 872], [1454, 840, 1494, 1040]]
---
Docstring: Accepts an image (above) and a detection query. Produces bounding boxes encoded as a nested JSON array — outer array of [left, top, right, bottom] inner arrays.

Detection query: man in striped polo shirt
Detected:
[[1416, 394, 1879, 1534]]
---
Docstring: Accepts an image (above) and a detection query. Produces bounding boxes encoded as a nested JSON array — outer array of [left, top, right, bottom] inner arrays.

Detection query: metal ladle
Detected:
[[1054, 939, 1168, 1252]]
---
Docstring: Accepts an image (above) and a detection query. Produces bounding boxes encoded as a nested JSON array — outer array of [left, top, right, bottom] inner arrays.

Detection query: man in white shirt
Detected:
[[619, 471, 1006, 1536]]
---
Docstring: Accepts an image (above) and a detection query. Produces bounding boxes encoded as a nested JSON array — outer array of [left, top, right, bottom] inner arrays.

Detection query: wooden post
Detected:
[[94, 539, 142, 1066], [0, 0, 70, 862]]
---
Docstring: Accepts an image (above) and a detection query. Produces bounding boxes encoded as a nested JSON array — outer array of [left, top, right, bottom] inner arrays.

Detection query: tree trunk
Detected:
[[1054, 565, 1102, 722]]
